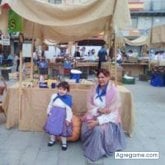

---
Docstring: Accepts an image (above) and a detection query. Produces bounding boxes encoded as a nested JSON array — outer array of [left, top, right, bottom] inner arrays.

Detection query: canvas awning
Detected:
[[0, 0, 131, 43], [150, 24, 165, 48], [124, 35, 150, 46]]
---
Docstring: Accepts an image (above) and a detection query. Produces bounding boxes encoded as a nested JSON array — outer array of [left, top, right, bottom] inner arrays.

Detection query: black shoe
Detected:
[[61, 144, 68, 151], [48, 140, 56, 147]]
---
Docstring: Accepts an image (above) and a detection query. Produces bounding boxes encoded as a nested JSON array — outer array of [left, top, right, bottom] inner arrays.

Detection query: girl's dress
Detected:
[[44, 93, 73, 137]]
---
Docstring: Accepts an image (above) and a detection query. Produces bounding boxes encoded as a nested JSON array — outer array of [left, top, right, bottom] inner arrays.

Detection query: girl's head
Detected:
[[96, 69, 110, 87], [57, 81, 70, 96]]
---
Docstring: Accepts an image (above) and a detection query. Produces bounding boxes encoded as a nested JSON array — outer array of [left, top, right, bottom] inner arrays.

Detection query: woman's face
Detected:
[[97, 73, 109, 87]]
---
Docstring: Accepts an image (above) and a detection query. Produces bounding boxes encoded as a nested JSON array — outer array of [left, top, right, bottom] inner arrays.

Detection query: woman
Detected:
[[81, 69, 126, 162]]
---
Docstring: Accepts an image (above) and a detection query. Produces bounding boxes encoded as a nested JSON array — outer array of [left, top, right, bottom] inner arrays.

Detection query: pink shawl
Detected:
[[84, 81, 121, 124]]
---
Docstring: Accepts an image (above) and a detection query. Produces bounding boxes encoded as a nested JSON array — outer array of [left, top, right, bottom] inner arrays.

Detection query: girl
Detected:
[[44, 81, 73, 151]]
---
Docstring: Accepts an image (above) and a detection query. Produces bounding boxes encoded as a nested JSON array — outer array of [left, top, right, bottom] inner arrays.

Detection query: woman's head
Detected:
[[57, 81, 70, 95], [97, 69, 110, 86]]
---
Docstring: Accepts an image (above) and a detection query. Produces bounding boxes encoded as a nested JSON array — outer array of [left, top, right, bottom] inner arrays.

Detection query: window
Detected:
[[137, 16, 152, 30], [131, 17, 138, 28]]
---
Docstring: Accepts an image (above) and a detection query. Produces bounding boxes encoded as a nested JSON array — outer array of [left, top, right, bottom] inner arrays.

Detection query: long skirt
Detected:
[[44, 107, 72, 137], [81, 122, 126, 162]]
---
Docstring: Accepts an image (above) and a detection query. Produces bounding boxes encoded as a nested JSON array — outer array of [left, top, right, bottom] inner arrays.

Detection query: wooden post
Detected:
[[30, 23, 35, 80], [114, 33, 117, 85], [30, 41, 34, 80], [18, 33, 24, 127], [18, 50, 23, 123], [68, 41, 73, 56]]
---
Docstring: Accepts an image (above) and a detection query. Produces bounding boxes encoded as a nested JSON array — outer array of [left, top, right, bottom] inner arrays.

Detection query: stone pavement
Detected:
[[0, 80, 165, 165]]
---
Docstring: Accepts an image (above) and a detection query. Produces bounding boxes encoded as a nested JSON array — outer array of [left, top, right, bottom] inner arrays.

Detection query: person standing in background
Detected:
[[116, 49, 122, 64], [0, 50, 4, 65], [80, 46, 86, 57], [37, 51, 48, 80], [74, 47, 81, 58], [97, 45, 108, 70], [15, 53, 20, 72]]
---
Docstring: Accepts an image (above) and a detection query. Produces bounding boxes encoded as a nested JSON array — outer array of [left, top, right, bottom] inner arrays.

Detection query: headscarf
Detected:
[[95, 84, 108, 101]]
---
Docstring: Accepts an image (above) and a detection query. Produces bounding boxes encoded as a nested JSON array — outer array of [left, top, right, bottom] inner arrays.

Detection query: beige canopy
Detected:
[[150, 24, 165, 48], [124, 35, 150, 46], [0, 0, 131, 42]]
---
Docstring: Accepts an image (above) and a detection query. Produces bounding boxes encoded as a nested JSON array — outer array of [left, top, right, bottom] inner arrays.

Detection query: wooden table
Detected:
[[3, 83, 135, 136], [121, 63, 148, 77], [74, 61, 98, 78]]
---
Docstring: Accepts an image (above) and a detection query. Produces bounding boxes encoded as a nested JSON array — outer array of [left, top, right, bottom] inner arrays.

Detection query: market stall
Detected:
[[121, 35, 150, 77], [149, 24, 165, 86], [3, 83, 134, 137], [0, 0, 134, 136]]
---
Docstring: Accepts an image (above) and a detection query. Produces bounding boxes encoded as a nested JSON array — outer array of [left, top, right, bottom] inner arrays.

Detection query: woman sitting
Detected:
[[81, 68, 126, 162]]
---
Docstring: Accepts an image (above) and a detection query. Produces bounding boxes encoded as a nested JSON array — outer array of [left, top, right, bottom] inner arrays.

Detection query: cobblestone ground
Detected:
[[0, 80, 165, 165]]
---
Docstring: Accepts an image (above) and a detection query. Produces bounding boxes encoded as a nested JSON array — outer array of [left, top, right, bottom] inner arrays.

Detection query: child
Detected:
[[44, 81, 73, 151]]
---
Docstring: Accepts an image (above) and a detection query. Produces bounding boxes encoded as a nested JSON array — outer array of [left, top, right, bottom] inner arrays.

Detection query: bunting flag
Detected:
[[8, 9, 23, 32]]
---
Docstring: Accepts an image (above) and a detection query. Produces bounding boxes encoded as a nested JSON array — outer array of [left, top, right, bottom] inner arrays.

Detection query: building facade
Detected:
[[129, 0, 165, 30], [44, 0, 165, 31]]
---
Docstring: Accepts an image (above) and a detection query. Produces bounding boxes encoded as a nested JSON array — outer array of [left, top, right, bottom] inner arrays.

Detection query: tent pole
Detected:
[[68, 41, 73, 56], [30, 23, 35, 79], [18, 50, 23, 126], [18, 33, 24, 127], [30, 42, 34, 80], [114, 33, 117, 85]]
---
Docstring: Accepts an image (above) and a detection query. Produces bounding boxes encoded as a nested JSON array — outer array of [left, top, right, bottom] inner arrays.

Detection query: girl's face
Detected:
[[97, 73, 109, 87], [58, 87, 67, 96]]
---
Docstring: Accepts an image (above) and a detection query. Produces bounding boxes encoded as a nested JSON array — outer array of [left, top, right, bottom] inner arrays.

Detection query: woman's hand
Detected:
[[98, 108, 109, 114], [87, 119, 99, 129]]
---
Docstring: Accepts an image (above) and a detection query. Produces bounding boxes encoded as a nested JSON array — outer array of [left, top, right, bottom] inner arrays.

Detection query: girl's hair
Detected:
[[57, 81, 70, 92], [97, 68, 110, 77]]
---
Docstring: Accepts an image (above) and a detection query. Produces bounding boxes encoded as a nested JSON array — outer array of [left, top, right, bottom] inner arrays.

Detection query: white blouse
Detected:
[[89, 93, 119, 125], [47, 93, 73, 122]]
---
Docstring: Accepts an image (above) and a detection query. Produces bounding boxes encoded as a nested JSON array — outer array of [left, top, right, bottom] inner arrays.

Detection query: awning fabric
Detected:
[[124, 35, 150, 46], [0, 0, 131, 42], [150, 24, 165, 48]]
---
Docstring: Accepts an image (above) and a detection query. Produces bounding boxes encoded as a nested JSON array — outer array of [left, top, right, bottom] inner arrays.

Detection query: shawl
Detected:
[[53, 93, 72, 108], [86, 81, 121, 123]]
